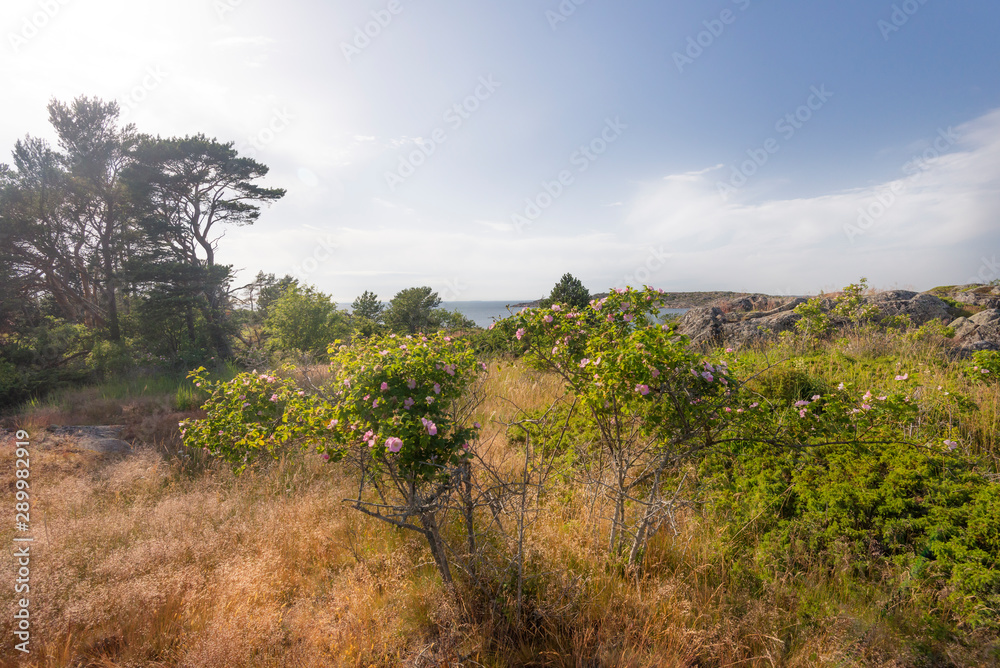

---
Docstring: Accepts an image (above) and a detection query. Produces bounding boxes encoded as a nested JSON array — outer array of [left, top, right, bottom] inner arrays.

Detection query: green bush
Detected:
[[705, 439, 1000, 628], [265, 284, 349, 355], [87, 340, 137, 379], [968, 350, 1000, 383], [748, 367, 830, 406]]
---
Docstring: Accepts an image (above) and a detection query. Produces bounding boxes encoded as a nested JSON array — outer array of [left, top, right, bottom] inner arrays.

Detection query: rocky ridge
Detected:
[[676, 284, 1000, 355]]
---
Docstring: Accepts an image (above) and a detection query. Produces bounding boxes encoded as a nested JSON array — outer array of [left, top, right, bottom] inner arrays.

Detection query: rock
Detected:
[[949, 308, 1000, 354], [44, 426, 132, 454], [969, 309, 1000, 326], [934, 285, 1000, 309], [870, 291, 952, 326], [955, 340, 1000, 357], [741, 297, 807, 320], [678, 307, 724, 347], [670, 286, 999, 351], [871, 289, 919, 303], [949, 317, 974, 339], [724, 310, 801, 346], [725, 294, 782, 313]]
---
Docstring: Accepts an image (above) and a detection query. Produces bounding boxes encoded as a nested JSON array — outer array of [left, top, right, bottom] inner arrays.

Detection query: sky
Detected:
[[2, 0, 999, 302]]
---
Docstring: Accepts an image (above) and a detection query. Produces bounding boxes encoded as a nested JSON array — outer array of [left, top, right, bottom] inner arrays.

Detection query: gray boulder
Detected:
[[950, 308, 1000, 355], [869, 291, 952, 326], [678, 307, 724, 347], [724, 310, 801, 346], [947, 285, 1000, 309], [970, 309, 1000, 326], [45, 426, 132, 454]]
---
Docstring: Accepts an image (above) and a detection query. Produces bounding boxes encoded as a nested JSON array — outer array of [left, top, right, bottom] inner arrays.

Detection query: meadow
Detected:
[[1, 291, 999, 667]]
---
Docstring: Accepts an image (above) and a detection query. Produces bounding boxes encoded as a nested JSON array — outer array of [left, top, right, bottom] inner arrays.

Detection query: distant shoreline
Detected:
[[511, 291, 796, 309]]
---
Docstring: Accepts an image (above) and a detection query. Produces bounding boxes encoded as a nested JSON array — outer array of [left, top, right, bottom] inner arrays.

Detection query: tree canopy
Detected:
[[540, 273, 591, 309]]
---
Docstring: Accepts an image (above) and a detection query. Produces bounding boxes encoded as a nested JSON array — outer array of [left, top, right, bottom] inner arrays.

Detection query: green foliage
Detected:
[[514, 288, 730, 444], [323, 331, 483, 482], [705, 437, 1000, 628], [539, 273, 591, 310], [434, 308, 477, 332], [0, 316, 93, 406], [264, 284, 348, 355], [747, 367, 830, 406], [351, 290, 384, 323], [832, 278, 879, 324], [180, 367, 335, 472], [87, 340, 137, 379], [967, 350, 1000, 383], [905, 318, 955, 343], [881, 314, 913, 330], [471, 315, 524, 358], [383, 286, 442, 334], [793, 296, 832, 338], [254, 273, 298, 321], [180, 281, 1000, 630], [512, 287, 734, 560], [0, 360, 29, 407]]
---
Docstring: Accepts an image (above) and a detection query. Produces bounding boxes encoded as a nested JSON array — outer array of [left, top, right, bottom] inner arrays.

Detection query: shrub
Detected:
[[264, 284, 348, 354], [968, 350, 1000, 383], [512, 286, 734, 563], [183, 331, 486, 583]]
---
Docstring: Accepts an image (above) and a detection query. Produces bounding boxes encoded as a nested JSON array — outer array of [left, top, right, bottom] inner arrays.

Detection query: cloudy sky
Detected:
[[2, 0, 999, 301]]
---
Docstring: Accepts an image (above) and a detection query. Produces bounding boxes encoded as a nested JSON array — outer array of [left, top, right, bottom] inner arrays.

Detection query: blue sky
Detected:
[[2, 0, 999, 301]]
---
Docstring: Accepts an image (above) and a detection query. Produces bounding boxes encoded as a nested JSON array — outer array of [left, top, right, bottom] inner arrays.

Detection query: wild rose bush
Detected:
[[512, 286, 734, 447], [183, 332, 484, 584], [511, 286, 737, 560], [322, 331, 485, 583], [323, 331, 483, 483], [180, 367, 336, 472], [182, 287, 999, 623]]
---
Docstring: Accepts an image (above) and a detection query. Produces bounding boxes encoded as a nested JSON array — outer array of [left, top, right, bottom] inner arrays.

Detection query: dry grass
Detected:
[[0, 362, 992, 667]]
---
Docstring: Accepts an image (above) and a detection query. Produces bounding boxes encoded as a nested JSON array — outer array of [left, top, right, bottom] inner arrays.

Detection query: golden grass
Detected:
[[0, 361, 993, 667]]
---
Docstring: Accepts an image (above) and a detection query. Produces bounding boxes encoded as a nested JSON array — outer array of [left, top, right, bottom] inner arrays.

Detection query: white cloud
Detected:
[[614, 108, 1000, 294], [221, 107, 1000, 300]]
